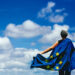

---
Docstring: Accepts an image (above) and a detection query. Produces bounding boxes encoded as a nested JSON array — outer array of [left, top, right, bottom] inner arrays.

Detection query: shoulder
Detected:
[[58, 39, 63, 44], [65, 38, 72, 43], [58, 38, 72, 44]]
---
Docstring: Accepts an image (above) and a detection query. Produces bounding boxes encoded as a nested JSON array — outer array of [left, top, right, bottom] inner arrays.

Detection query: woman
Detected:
[[31, 30, 75, 75], [39, 30, 68, 54]]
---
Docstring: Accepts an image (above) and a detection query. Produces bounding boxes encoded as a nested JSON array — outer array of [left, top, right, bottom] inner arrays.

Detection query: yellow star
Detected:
[[50, 55, 53, 58], [59, 61, 63, 65], [56, 66, 59, 70], [45, 59, 48, 63], [46, 65, 50, 69], [56, 52, 59, 56]]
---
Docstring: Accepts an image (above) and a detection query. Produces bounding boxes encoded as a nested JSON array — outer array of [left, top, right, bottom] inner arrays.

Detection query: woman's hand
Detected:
[[38, 41, 58, 55], [38, 52, 44, 54]]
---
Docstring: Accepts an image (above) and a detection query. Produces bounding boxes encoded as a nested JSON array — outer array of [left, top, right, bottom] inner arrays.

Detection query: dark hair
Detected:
[[60, 30, 68, 38]]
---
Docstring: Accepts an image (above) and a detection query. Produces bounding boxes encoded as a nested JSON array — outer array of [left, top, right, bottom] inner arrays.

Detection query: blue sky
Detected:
[[0, 0, 75, 30], [0, 0, 75, 49], [0, 0, 75, 75], [0, 0, 75, 29]]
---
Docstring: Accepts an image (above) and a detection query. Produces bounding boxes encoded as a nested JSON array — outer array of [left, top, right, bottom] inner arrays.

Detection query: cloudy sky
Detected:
[[0, 0, 75, 75]]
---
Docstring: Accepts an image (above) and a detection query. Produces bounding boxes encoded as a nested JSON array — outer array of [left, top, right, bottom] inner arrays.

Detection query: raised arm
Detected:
[[39, 41, 59, 54]]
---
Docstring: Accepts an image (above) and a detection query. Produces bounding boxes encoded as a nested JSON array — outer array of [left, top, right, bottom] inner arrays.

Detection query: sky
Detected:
[[0, 0, 75, 75]]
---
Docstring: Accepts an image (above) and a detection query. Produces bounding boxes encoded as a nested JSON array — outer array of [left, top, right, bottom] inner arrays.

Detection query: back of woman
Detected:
[[30, 30, 75, 75]]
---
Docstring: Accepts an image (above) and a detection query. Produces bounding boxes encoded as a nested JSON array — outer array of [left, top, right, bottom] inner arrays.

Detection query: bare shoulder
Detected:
[[51, 41, 59, 49]]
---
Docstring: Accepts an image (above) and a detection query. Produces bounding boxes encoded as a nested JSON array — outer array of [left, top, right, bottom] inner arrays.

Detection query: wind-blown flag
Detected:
[[30, 38, 75, 71]]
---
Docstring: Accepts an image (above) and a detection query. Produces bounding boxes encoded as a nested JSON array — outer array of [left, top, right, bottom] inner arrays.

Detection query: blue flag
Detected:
[[30, 38, 75, 71]]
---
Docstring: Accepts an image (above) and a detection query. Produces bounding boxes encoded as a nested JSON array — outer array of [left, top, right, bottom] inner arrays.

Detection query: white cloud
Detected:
[[0, 45, 75, 75], [6, 60, 25, 67], [39, 24, 69, 44], [0, 54, 10, 60], [49, 14, 65, 23], [73, 42, 75, 47], [0, 37, 14, 69], [0, 47, 40, 69], [4, 20, 75, 44], [68, 33, 75, 41], [0, 37, 13, 61], [0, 46, 51, 70], [0, 37, 12, 50], [0, 47, 57, 75], [4, 19, 75, 45], [38, 2, 55, 18], [38, 1, 67, 23], [5, 20, 51, 38], [55, 8, 65, 13]]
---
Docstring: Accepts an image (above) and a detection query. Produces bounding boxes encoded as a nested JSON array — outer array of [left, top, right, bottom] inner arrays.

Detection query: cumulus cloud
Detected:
[[39, 24, 69, 44], [4, 20, 75, 44], [38, 1, 67, 23], [49, 14, 65, 23], [0, 37, 13, 61], [0, 37, 74, 74], [0, 37, 12, 50], [73, 42, 75, 47], [55, 8, 65, 13], [68, 33, 75, 41], [0, 44, 52, 70], [0, 47, 50, 75], [0, 47, 40, 69], [38, 2, 55, 18], [5, 20, 51, 38], [0, 54, 10, 61], [0, 47, 75, 75], [0, 46, 57, 75], [0, 37, 13, 69]]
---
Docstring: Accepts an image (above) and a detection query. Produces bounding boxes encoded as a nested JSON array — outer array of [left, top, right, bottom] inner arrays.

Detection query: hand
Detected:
[[38, 52, 43, 54]]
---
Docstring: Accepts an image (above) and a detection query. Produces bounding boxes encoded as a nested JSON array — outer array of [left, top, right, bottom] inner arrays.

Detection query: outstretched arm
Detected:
[[39, 41, 59, 54]]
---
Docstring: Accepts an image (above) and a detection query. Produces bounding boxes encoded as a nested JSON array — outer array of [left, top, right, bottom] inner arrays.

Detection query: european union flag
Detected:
[[30, 38, 75, 71]]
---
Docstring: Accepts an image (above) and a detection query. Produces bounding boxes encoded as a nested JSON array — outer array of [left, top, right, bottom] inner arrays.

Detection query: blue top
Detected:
[[30, 38, 75, 71]]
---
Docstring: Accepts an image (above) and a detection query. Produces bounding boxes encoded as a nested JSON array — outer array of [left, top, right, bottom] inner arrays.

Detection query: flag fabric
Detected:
[[30, 38, 75, 71]]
